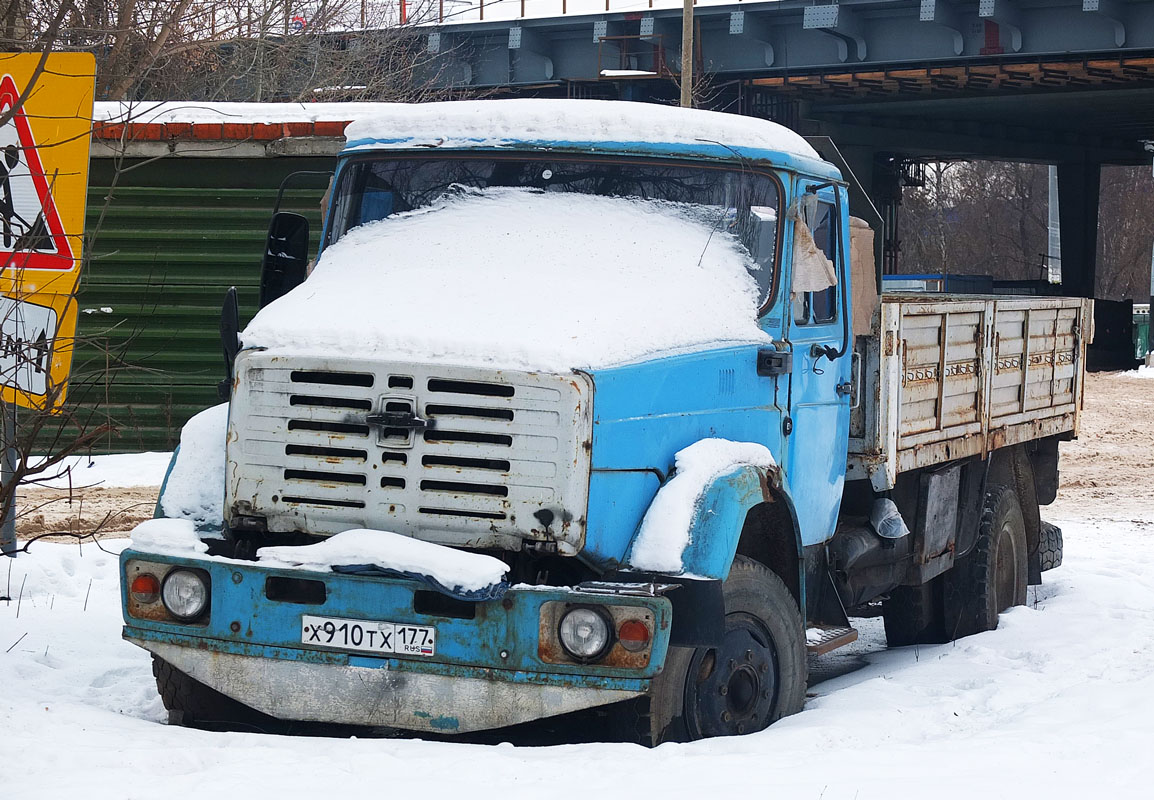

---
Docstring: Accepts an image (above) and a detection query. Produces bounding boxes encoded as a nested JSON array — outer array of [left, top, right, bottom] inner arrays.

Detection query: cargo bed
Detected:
[[847, 294, 1093, 491]]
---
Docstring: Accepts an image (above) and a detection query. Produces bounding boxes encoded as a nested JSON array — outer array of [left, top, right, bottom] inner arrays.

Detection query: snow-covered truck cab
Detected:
[[121, 100, 1085, 743]]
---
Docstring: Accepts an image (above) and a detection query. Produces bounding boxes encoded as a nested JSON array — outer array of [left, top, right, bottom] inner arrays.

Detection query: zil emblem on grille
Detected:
[[367, 394, 434, 448]]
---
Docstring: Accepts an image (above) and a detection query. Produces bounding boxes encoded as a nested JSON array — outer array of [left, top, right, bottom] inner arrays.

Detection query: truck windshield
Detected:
[[327, 155, 783, 306]]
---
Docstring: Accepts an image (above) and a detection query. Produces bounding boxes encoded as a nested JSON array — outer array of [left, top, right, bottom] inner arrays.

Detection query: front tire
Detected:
[[645, 556, 806, 743], [943, 485, 1028, 639], [153, 655, 269, 728]]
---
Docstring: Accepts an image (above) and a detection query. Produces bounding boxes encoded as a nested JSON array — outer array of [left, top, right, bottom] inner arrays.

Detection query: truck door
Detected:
[[781, 181, 853, 548]]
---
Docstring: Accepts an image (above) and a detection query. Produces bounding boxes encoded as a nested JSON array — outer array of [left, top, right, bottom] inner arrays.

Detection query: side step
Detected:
[[805, 626, 859, 656]]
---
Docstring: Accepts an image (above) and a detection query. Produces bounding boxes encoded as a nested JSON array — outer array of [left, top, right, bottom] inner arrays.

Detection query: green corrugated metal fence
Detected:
[[65, 157, 331, 453]]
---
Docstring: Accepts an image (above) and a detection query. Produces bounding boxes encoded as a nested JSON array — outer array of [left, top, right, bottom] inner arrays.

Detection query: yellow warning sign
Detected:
[[0, 53, 95, 410]]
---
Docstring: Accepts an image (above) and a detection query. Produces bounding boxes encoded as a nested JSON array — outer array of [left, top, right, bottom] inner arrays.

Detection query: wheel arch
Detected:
[[734, 492, 804, 611], [626, 463, 803, 590]]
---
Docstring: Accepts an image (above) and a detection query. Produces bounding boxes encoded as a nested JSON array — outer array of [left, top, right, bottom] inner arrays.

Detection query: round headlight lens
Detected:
[[558, 607, 612, 661], [161, 569, 209, 621]]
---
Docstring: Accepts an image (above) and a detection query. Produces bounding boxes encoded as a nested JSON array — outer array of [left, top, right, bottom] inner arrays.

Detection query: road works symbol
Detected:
[[0, 296, 56, 396], [0, 73, 75, 271]]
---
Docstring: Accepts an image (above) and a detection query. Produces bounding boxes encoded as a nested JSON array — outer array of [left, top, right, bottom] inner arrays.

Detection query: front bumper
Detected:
[[135, 637, 640, 732], [121, 548, 670, 733]]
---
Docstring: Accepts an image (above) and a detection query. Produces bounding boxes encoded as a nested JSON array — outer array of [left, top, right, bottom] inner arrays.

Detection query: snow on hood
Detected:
[[242, 188, 772, 372], [343, 98, 820, 160]]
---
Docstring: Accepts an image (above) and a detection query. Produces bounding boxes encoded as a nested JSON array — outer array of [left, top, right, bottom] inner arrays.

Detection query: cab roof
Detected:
[[341, 99, 839, 179]]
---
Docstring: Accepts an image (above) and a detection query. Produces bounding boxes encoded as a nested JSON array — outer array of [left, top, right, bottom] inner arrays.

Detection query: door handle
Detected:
[[757, 348, 793, 376]]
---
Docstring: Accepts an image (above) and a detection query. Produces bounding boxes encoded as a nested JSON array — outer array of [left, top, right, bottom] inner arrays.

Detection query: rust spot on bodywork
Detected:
[[884, 330, 897, 356]]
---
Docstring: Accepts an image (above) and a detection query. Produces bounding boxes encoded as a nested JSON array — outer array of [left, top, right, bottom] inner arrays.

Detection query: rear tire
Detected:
[[943, 485, 1028, 639], [1038, 521, 1063, 572], [153, 656, 269, 728], [643, 556, 806, 744], [883, 579, 946, 646]]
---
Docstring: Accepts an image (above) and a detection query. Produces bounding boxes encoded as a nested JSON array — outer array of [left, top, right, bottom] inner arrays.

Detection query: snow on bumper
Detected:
[[120, 547, 670, 732]]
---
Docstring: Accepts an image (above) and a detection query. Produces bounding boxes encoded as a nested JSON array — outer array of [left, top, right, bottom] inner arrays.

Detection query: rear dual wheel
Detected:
[[943, 484, 1029, 639], [644, 556, 806, 744], [883, 579, 946, 647], [884, 484, 1029, 646]]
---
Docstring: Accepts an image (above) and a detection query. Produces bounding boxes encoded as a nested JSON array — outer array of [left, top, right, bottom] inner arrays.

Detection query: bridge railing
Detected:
[[431, 0, 725, 25]]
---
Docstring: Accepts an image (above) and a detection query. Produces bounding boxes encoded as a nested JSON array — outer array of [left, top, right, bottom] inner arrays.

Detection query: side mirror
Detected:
[[219, 287, 240, 402], [259, 212, 309, 308]]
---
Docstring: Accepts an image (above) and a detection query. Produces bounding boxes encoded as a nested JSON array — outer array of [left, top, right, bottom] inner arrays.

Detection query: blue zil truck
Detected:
[[120, 100, 1089, 743]]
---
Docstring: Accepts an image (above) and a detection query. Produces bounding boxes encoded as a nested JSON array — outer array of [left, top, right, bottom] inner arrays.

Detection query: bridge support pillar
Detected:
[[1056, 160, 1102, 299]]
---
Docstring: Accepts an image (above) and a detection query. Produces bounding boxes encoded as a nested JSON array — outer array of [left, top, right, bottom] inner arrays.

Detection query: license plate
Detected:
[[301, 614, 436, 657]]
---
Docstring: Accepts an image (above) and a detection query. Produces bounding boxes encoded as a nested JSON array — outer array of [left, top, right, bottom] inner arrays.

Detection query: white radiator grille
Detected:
[[227, 354, 593, 554]]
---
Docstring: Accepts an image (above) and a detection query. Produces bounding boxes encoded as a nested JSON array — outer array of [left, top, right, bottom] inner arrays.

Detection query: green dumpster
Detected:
[[1136, 305, 1150, 360]]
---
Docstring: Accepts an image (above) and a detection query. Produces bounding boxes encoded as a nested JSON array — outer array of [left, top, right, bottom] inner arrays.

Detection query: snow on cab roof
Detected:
[[92, 99, 823, 166], [342, 99, 822, 161]]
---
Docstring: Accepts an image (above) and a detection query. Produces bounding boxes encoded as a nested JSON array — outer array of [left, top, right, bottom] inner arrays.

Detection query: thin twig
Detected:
[[16, 573, 26, 618]]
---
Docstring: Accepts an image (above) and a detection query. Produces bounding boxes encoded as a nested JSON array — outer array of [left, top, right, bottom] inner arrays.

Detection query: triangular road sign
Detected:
[[0, 73, 75, 271]]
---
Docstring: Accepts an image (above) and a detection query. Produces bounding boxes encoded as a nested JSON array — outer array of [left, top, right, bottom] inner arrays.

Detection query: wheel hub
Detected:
[[686, 614, 779, 737]]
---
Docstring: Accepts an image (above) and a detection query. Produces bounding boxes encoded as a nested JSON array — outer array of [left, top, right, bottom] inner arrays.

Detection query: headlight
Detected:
[[161, 569, 210, 621], [558, 607, 611, 661]]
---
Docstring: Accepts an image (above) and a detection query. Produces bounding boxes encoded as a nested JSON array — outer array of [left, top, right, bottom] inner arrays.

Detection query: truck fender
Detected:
[[625, 463, 797, 582]]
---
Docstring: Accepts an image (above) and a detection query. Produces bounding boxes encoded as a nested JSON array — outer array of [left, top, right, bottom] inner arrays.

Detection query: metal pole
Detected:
[[1148, 239, 1153, 363], [680, 0, 693, 108], [1047, 165, 1062, 284], [1, 403, 16, 557]]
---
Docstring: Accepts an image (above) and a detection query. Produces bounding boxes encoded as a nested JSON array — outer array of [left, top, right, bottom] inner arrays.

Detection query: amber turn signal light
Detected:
[[617, 619, 651, 652], [130, 573, 161, 604]]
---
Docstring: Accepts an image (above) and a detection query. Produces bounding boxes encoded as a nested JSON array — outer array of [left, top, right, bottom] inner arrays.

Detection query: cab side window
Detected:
[[807, 202, 837, 323], [792, 196, 838, 325]]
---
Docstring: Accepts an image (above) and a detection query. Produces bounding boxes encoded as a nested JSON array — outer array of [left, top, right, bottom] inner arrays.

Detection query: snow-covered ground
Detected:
[[3, 371, 1152, 798], [3, 513, 1150, 797], [26, 451, 172, 490]]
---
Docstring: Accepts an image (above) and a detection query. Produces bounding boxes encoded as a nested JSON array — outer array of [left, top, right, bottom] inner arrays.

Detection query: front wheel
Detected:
[[645, 556, 806, 743], [153, 655, 270, 729]]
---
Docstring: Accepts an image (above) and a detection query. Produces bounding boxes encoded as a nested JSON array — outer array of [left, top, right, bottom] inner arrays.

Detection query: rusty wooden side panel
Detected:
[[847, 295, 1092, 491]]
